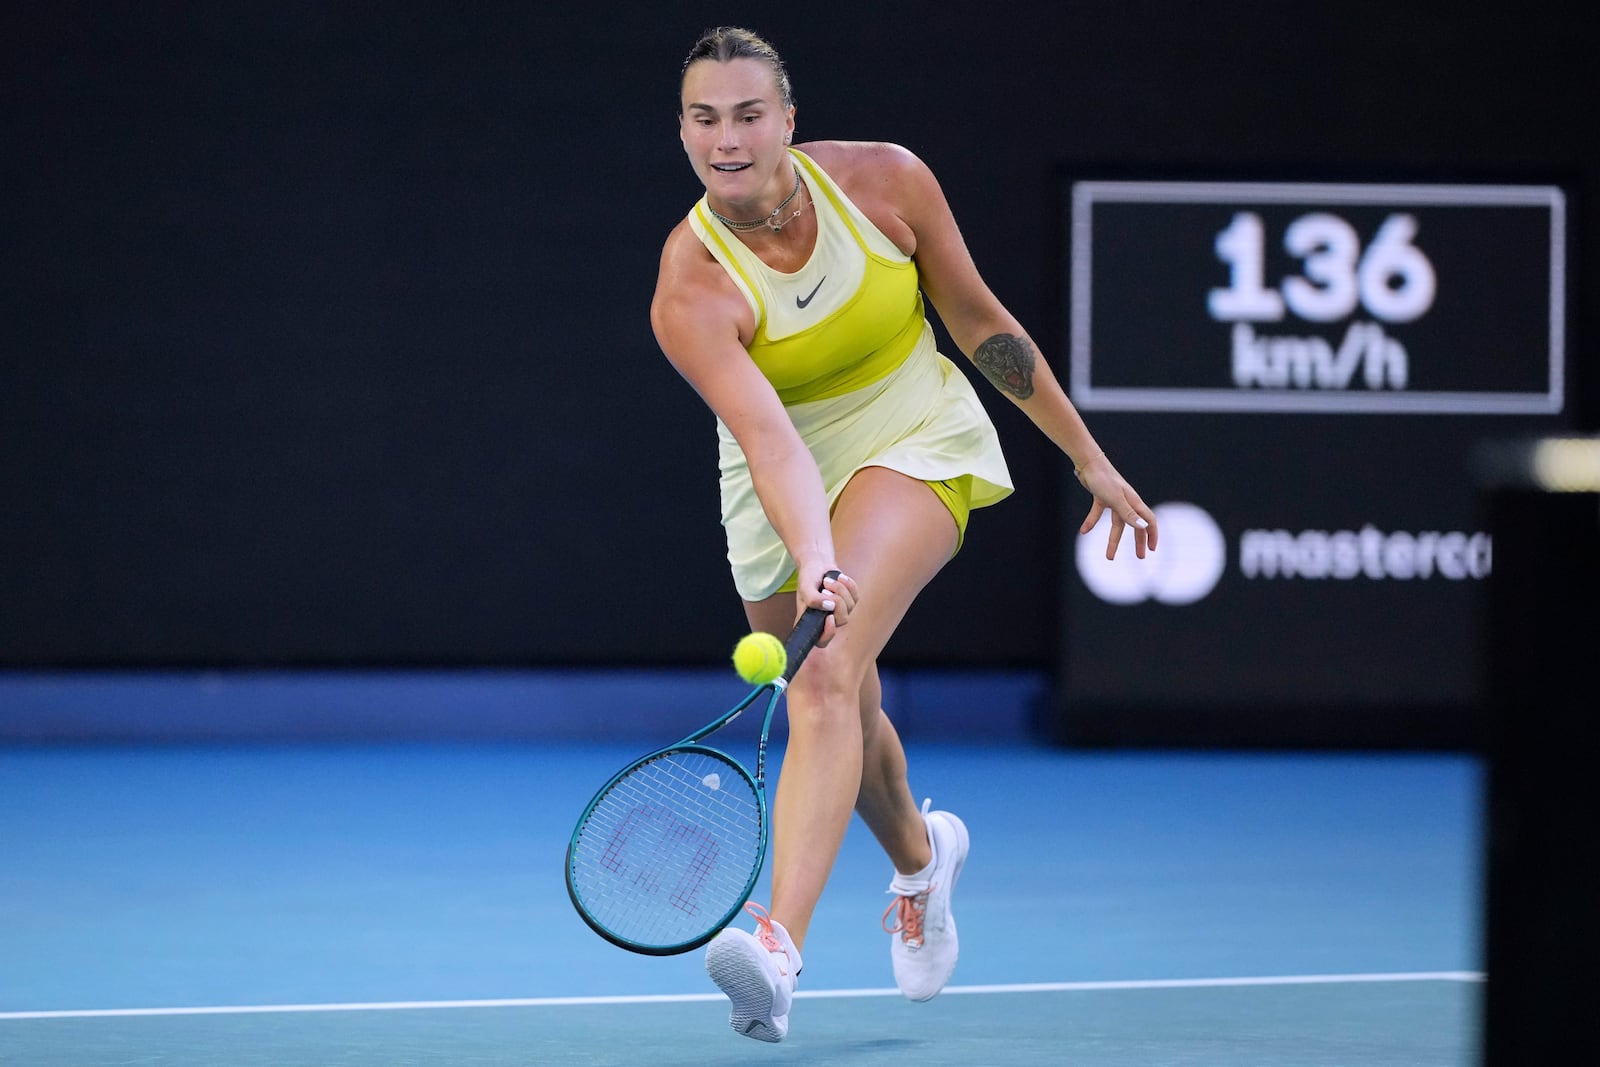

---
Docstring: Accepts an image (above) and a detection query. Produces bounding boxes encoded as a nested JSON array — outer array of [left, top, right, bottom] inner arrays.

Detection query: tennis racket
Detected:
[[564, 576, 837, 956]]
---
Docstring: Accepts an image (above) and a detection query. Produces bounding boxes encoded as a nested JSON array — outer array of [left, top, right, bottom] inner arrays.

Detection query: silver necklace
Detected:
[[709, 167, 804, 233]]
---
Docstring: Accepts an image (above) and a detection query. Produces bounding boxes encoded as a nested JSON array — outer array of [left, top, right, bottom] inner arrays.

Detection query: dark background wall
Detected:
[[3, 2, 1594, 673]]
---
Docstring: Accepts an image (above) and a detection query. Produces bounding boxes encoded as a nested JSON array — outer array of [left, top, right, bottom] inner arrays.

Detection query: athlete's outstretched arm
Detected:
[[877, 145, 1157, 559]]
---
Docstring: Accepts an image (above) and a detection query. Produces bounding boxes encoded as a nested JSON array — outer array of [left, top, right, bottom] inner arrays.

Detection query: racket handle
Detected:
[[782, 569, 840, 683]]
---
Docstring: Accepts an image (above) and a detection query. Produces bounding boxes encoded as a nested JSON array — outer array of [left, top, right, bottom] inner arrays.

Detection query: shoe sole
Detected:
[[705, 936, 785, 1043]]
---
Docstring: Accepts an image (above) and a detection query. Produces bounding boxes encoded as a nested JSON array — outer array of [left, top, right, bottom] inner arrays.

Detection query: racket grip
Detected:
[[782, 569, 840, 683]]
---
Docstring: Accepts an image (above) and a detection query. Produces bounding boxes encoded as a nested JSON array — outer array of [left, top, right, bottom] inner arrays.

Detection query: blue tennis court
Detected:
[[0, 699, 1482, 1065]]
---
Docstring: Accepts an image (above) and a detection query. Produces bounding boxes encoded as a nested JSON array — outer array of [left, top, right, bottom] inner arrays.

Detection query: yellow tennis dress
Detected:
[[689, 149, 1013, 601]]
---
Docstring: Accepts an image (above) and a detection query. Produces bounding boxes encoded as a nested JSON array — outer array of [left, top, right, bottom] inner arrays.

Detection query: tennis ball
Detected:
[[732, 631, 787, 685]]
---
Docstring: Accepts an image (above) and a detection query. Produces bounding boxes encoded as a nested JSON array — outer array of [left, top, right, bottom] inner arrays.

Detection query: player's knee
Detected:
[[786, 663, 864, 728]]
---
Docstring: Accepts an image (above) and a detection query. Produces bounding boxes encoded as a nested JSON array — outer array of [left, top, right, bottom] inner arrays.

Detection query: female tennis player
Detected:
[[651, 26, 1158, 1042]]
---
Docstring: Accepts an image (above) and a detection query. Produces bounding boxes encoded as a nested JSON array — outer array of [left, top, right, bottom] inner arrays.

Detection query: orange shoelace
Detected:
[[744, 901, 784, 953], [881, 887, 932, 949]]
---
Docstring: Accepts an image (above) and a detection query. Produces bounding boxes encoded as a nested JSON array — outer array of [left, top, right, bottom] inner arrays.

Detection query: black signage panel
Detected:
[[1058, 180, 1570, 746], [1070, 182, 1565, 414]]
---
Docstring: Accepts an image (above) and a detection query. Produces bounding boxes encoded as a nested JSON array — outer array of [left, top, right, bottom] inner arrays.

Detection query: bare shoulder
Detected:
[[655, 215, 707, 279], [651, 215, 752, 349], [799, 139, 929, 190], [797, 140, 935, 254], [654, 214, 733, 298]]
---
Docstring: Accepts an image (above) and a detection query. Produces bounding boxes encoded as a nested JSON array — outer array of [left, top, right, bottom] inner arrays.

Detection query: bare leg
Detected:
[[857, 704, 935, 875], [741, 468, 958, 949]]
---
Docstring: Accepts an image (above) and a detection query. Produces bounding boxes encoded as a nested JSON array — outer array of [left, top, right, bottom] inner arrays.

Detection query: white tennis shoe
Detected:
[[882, 799, 969, 1001], [705, 902, 801, 1042]]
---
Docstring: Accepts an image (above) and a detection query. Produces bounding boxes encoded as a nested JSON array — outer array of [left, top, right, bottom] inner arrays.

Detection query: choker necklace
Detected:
[[709, 167, 805, 233]]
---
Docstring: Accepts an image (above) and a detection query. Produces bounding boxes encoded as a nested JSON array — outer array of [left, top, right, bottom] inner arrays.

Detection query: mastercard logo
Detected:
[[1074, 502, 1227, 605]]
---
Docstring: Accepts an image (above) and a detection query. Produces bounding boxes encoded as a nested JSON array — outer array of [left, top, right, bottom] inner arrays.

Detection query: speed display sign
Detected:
[[1057, 179, 1569, 746], [1069, 181, 1565, 414]]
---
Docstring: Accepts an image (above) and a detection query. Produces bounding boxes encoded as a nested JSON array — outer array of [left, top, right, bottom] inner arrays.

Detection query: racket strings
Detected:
[[569, 749, 762, 951]]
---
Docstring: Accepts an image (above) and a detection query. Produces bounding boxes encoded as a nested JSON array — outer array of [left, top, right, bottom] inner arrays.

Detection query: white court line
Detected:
[[0, 972, 1484, 1020]]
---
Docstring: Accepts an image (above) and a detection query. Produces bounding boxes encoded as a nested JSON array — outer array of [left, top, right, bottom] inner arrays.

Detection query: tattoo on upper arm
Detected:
[[973, 333, 1036, 399]]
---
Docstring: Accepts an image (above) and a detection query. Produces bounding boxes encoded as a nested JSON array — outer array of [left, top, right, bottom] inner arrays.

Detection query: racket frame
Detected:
[[564, 587, 834, 955]]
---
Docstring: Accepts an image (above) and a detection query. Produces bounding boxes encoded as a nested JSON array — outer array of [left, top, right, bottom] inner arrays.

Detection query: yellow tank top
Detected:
[[688, 150, 927, 405]]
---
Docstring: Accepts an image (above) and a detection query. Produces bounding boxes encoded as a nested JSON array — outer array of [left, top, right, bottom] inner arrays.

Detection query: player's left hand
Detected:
[[799, 568, 858, 646], [1075, 454, 1158, 559]]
